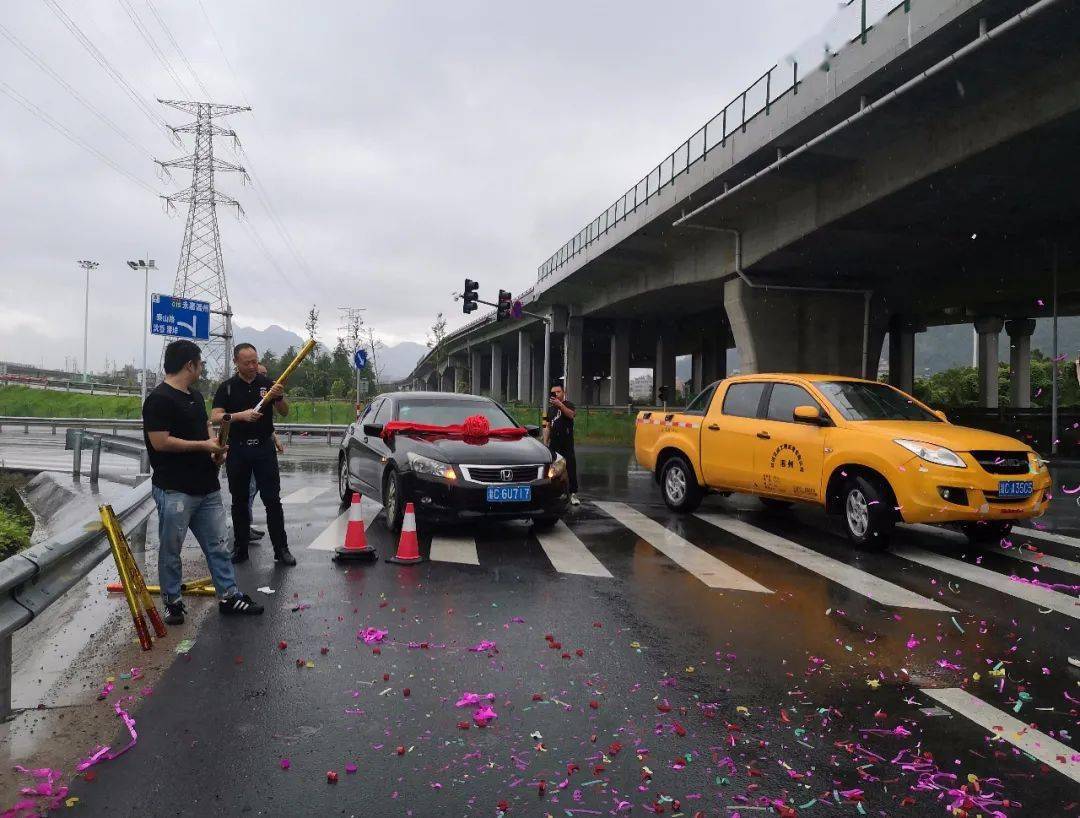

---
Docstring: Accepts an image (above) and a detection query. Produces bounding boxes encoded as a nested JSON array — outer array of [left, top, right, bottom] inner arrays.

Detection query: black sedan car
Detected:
[[338, 392, 570, 529]]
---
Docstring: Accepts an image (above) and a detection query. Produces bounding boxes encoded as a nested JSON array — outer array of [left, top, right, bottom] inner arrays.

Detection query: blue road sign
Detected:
[[353, 348, 368, 370], [150, 293, 210, 340]]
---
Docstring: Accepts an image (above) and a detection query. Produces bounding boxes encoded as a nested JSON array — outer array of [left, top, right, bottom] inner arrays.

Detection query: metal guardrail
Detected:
[[0, 373, 143, 396], [535, 0, 912, 284], [0, 437, 154, 720], [0, 416, 351, 445], [66, 429, 151, 482]]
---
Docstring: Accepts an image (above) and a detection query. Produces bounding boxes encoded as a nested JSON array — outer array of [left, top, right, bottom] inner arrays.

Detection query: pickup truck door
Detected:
[[701, 381, 767, 491], [752, 382, 827, 502]]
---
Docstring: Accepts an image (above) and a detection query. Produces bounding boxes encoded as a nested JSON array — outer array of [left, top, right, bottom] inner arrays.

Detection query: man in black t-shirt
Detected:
[[547, 383, 580, 505], [211, 343, 295, 566], [142, 340, 263, 624]]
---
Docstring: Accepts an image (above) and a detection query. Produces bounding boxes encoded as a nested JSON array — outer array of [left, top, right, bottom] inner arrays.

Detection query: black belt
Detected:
[[236, 437, 270, 446]]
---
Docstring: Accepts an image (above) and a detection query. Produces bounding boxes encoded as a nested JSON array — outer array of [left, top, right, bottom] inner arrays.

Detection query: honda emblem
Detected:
[[500, 468, 513, 482]]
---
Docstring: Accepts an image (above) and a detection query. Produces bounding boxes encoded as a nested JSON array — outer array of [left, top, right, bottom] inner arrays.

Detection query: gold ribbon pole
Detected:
[[253, 338, 316, 413], [100, 505, 157, 650]]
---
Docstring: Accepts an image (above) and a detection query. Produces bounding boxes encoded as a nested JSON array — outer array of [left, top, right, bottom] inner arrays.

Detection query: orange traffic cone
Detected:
[[386, 502, 424, 564], [333, 493, 377, 562]]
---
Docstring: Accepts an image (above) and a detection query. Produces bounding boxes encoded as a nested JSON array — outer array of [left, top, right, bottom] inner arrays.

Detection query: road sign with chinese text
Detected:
[[150, 293, 210, 340]]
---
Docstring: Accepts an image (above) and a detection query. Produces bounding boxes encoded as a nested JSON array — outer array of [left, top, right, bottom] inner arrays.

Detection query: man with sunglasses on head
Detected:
[[142, 340, 263, 624], [547, 383, 580, 506]]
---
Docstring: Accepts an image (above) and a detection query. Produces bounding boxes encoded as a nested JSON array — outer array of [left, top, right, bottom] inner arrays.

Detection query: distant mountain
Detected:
[[913, 317, 1080, 375], [376, 341, 427, 382], [234, 324, 304, 356]]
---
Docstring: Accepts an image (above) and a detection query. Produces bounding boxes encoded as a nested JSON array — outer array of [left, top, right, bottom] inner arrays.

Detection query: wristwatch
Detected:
[[223, 413, 232, 423]]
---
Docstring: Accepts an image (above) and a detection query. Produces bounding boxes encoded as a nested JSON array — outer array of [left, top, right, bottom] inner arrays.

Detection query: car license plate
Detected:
[[998, 480, 1033, 498], [486, 485, 531, 503]]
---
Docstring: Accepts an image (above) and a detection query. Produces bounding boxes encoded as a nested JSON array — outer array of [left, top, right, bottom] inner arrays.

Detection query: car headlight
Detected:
[[894, 439, 966, 469], [406, 452, 456, 480], [547, 454, 566, 479], [1031, 453, 1048, 472]]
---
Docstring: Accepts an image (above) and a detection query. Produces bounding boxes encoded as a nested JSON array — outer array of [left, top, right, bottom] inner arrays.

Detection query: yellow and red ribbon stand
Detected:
[[99, 504, 167, 650]]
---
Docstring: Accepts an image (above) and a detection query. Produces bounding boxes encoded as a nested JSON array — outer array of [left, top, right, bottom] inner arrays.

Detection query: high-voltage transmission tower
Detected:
[[156, 99, 250, 379]]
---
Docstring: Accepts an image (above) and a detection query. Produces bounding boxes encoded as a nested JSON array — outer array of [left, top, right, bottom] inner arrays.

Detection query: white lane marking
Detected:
[[593, 502, 770, 593], [921, 687, 1080, 784], [282, 486, 331, 504], [307, 496, 382, 550], [1013, 526, 1080, 551], [534, 521, 612, 578], [905, 523, 1080, 577], [429, 534, 480, 565], [891, 544, 1080, 620], [698, 513, 953, 611]]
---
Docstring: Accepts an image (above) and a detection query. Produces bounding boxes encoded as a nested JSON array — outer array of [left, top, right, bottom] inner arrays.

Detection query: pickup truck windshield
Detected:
[[817, 381, 940, 422], [396, 399, 518, 427]]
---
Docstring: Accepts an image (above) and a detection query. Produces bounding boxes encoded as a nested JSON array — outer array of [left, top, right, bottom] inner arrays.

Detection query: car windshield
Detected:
[[816, 381, 940, 422], [395, 399, 518, 427]]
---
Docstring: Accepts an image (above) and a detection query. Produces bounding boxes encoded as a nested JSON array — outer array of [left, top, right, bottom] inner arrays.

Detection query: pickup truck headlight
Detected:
[[1032, 453, 1048, 472], [894, 439, 966, 469], [406, 452, 456, 480], [547, 454, 566, 479]]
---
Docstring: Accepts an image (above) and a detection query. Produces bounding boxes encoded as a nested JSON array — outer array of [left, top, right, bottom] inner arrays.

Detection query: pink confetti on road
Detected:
[[468, 640, 497, 652], [455, 692, 495, 708], [472, 704, 498, 726], [357, 627, 387, 644], [1061, 484, 1080, 495], [75, 702, 138, 772]]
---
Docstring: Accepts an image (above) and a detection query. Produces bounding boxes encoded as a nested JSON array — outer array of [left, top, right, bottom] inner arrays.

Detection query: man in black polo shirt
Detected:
[[211, 343, 295, 566], [547, 383, 580, 505], [143, 339, 263, 624]]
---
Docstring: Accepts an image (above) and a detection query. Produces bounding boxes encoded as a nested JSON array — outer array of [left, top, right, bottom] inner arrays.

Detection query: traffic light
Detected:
[[496, 289, 512, 321], [462, 279, 479, 314], [657, 385, 669, 404]]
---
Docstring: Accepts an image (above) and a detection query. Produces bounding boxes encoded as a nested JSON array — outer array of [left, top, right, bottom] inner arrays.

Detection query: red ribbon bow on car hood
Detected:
[[380, 414, 527, 443]]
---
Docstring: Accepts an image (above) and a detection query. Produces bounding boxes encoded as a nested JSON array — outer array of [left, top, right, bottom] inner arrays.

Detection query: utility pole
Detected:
[[127, 258, 157, 403], [338, 306, 366, 404], [156, 99, 250, 381], [76, 260, 98, 382]]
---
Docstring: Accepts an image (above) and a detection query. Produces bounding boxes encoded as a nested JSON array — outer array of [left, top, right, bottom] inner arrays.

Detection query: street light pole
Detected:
[[76, 260, 99, 382], [127, 258, 157, 403]]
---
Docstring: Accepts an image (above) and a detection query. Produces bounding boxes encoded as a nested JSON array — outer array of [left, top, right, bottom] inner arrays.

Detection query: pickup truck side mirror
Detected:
[[933, 409, 948, 422], [362, 423, 384, 437], [524, 424, 541, 438], [793, 405, 823, 425]]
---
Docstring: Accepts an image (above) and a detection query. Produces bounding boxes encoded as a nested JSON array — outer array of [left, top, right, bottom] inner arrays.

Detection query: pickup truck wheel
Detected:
[[842, 476, 893, 549], [960, 521, 1012, 545], [660, 455, 703, 513], [760, 498, 793, 511]]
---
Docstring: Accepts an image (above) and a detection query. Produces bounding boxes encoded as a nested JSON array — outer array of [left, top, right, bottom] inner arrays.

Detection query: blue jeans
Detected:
[[153, 486, 238, 604]]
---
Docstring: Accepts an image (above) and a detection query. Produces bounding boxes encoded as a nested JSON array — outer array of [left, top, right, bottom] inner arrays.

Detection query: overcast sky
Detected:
[[1, 0, 841, 373]]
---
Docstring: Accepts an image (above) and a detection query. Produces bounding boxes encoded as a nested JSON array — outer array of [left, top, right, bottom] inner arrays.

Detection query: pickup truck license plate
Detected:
[[997, 480, 1032, 498], [486, 485, 532, 503]]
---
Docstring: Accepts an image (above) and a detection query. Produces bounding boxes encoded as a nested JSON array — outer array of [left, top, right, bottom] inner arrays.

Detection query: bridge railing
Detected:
[[0, 417, 351, 446], [536, 0, 913, 284], [0, 373, 143, 396]]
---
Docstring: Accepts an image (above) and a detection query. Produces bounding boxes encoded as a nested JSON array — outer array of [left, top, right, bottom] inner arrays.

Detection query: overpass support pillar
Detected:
[[974, 316, 1004, 408], [723, 278, 881, 376], [887, 317, 924, 395], [470, 348, 483, 396], [654, 330, 676, 403], [517, 331, 532, 404], [454, 364, 467, 393], [1006, 319, 1036, 409], [531, 341, 545, 400], [609, 321, 630, 405], [490, 343, 504, 402], [563, 316, 584, 404], [701, 334, 727, 385]]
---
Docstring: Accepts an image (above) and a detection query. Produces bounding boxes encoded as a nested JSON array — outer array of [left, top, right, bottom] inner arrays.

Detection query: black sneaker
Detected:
[[274, 548, 297, 566], [231, 548, 249, 564], [163, 600, 186, 625], [219, 593, 264, 616], [249, 528, 265, 542]]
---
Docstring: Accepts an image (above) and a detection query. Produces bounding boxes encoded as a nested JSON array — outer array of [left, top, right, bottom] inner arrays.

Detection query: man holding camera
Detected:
[[547, 383, 580, 506]]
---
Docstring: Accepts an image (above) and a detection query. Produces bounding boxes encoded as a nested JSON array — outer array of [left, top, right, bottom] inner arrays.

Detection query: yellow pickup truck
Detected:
[[635, 374, 1051, 548]]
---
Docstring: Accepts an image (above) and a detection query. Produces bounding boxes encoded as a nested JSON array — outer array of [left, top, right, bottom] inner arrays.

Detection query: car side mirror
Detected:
[[362, 423, 383, 437], [933, 409, 948, 422], [793, 405, 822, 425], [524, 424, 541, 438]]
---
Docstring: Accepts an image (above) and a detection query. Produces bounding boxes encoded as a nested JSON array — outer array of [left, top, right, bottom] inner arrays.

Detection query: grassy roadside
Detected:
[[0, 474, 33, 559], [505, 404, 635, 446]]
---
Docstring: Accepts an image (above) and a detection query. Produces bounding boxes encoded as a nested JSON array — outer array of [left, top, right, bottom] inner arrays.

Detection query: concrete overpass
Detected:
[[408, 0, 1080, 409]]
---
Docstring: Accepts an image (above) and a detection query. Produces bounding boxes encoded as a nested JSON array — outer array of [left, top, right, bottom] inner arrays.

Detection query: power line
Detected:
[[0, 20, 157, 160], [143, 0, 214, 101], [41, 0, 172, 138], [116, 0, 193, 99], [194, 0, 252, 109], [0, 79, 160, 197]]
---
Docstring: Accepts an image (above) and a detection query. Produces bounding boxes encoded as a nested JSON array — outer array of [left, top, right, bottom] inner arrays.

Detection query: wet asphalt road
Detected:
[[56, 448, 1080, 817]]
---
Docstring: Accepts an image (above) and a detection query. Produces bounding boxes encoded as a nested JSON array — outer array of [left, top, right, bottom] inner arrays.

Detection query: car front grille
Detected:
[[970, 450, 1030, 475], [460, 464, 544, 484]]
